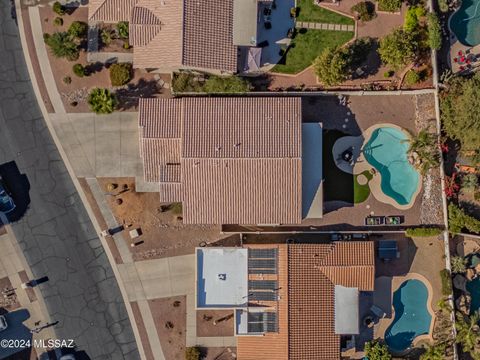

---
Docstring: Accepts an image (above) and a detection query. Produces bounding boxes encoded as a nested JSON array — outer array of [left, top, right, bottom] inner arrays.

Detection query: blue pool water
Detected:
[[450, 0, 480, 46], [467, 278, 480, 314], [385, 279, 432, 353], [363, 127, 420, 206]]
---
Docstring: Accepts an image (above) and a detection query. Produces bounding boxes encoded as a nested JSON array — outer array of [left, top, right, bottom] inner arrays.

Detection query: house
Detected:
[[88, 0, 295, 73], [195, 241, 375, 360], [138, 97, 305, 225]]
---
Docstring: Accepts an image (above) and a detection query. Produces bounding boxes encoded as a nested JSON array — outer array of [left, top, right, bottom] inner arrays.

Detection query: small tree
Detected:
[[427, 13, 442, 50], [404, 6, 426, 33], [53, 17, 63, 26], [117, 21, 129, 39], [404, 69, 420, 85], [378, 0, 401, 12], [378, 28, 416, 69], [420, 343, 446, 360], [68, 21, 88, 39], [52, 1, 65, 15], [451, 255, 467, 273], [313, 47, 349, 86], [448, 203, 480, 234], [407, 130, 440, 174], [364, 340, 392, 360], [185, 347, 200, 360], [44, 32, 79, 61], [109, 63, 132, 86], [72, 64, 86, 77], [462, 173, 478, 192], [351, 1, 376, 21], [87, 88, 117, 114], [455, 311, 480, 356]]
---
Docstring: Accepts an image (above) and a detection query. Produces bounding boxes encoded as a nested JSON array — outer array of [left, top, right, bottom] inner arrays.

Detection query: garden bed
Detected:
[[97, 22, 132, 53]]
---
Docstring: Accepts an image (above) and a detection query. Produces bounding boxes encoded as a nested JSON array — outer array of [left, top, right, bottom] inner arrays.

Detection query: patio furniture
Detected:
[[458, 50, 463, 56], [386, 216, 402, 225], [365, 216, 385, 226], [378, 240, 400, 260]]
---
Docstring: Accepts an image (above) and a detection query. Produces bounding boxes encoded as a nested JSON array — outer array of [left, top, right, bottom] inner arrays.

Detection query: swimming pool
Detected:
[[450, 0, 480, 46], [385, 279, 432, 353], [467, 278, 480, 314], [363, 127, 420, 206]]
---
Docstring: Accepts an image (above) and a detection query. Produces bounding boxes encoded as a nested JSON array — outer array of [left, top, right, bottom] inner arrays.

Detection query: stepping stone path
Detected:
[[295, 21, 354, 32]]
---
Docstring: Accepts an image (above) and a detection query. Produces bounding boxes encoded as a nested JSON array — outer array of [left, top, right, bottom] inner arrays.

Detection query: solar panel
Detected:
[[248, 259, 276, 269], [249, 291, 277, 301], [247, 312, 278, 333], [249, 248, 278, 259], [248, 322, 264, 333], [249, 280, 278, 290], [248, 268, 277, 274]]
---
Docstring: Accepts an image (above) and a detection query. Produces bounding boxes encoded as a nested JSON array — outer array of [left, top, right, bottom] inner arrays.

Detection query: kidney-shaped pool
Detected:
[[385, 279, 432, 353]]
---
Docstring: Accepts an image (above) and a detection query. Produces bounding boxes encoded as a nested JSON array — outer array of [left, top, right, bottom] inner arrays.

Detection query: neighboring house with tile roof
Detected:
[[138, 97, 303, 225], [196, 242, 375, 360], [88, 0, 295, 73]]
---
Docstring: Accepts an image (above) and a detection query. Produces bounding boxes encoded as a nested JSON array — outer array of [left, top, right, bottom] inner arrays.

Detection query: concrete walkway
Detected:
[[28, 6, 65, 114], [295, 21, 355, 32]]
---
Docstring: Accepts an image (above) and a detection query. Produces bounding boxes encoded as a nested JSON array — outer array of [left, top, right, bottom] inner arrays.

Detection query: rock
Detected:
[[476, 264, 480, 274], [456, 293, 472, 315], [453, 274, 468, 292], [466, 268, 476, 281]]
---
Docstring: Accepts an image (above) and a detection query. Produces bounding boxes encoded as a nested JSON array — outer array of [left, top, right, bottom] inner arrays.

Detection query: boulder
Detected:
[[453, 274, 468, 292], [475, 263, 480, 274], [456, 293, 472, 316]]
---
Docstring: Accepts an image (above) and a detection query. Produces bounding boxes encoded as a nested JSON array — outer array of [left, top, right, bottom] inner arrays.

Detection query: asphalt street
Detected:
[[0, 2, 139, 359]]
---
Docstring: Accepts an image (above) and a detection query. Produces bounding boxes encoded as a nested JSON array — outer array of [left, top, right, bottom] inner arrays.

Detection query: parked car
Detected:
[[0, 315, 8, 331], [0, 180, 15, 214]]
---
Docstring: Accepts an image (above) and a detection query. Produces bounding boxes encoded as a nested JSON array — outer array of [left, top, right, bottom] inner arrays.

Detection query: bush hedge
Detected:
[[351, 1, 376, 21], [185, 347, 200, 360], [440, 269, 452, 296], [378, 0, 401, 12], [405, 227, 442, 237], [109, 63, 132, 86]]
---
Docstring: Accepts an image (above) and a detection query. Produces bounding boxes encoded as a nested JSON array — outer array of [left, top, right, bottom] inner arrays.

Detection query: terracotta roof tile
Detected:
[[138, 98, 182, 138], [182, 0, 238, 72], [139, 138, 181, 183], [88, 0, 139, 21], [159, 183, 182, 202]]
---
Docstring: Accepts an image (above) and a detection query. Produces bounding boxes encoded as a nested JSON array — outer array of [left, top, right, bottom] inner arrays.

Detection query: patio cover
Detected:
[[334, 285, 359, 335], [378, 240, 398, 260], [233, 0, 258, 46]]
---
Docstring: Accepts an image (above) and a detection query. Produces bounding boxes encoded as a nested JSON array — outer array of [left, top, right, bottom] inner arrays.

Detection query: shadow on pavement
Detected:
[[0, 308, 33, 360], [0, 161, 30, 224]]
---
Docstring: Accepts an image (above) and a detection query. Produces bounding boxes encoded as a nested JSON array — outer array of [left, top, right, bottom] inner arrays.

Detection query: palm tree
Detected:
[[407, 130, 440, 174], [87, 88, 117, 114], [44, 32, 79, 61], [455, 311, 480, 355], [451, 255, 467, 273], [420, 343, 446, 360], [462, 173, 479, 192]]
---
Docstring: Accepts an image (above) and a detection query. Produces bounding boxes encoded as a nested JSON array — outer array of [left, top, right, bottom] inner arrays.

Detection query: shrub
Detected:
[[87, 88, 117, 114], [172, 72, 203, 93], [313, 47, 349, 86], [53, 17, 63, 27], [203, 75, 252, 93], [185, 347, 200, 360], [377, 0, 402, 12], [109, 63, 132, 86], [405, 227, 442, 237], [351, 1, 376, 21], [438, 0, 448, 12], [448, 203, 480, 234], [384, 70, 394, 77], [462, 173, 478, 192], [451, 256, 467, 273], [117, 21, 129, 39], [72, 63, 86, 77], [427, 13, 442, 50], [52, 1, 65, 15], [404, 6, 426, 33], [123, 41, 130, 49], [378, 28, 416, 69], [170, 203, 183, 215], [404, 69, 420, 85], [364, 340, 392, 360], [44, 32, 79, 61], [440, 269, 452, 296], [68, 21, 88, 39], [62, 76, 72, 84], [101, 29, 113, 46]]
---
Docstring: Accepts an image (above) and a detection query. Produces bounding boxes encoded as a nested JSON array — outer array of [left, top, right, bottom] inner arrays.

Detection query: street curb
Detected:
[[14, 2, 146, 359]]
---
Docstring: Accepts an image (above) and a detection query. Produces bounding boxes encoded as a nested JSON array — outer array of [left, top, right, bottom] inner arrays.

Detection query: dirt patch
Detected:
[[0, 276, 20, 312], [149, 296, 186, 360], [97, 23, 132, 53], [96, 178, 238, 261], [78, 178, 123, 264], [196, 310, 235, 337], [38, 6, 169, 113], [200, 347, 237, 360], [130, 302, 154, 360]]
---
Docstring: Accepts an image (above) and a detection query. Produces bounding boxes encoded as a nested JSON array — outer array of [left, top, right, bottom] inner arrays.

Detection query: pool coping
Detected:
[[379, 272, 435, 355], [332, 123, 422, 210]]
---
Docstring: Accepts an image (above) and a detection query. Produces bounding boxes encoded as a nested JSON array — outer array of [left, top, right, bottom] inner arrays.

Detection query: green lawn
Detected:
[[354, 171, 373, 203], [272, 29, 354, 74], [296, 0, 355, 25]]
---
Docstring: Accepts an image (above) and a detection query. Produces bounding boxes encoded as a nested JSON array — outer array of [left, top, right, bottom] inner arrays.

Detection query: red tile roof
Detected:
[[288, 242, 375, 360], [88, 0, 139, 22], [138, 97, 302, 224]]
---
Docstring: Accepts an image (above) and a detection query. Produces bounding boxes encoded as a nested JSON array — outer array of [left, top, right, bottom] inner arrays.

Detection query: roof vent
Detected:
[[218, 274, 227, 281]]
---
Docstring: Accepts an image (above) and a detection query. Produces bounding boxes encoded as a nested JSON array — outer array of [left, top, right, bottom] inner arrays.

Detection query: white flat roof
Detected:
[[334, 285, 359, 334], [196, 248, 249, 308]]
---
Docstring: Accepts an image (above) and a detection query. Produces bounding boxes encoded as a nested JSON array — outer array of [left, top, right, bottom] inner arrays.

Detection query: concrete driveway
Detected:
[[0, 1, 138, 359]]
